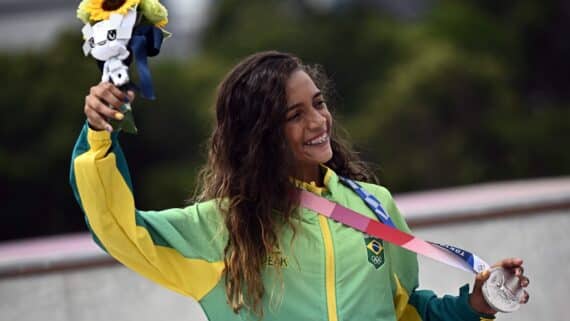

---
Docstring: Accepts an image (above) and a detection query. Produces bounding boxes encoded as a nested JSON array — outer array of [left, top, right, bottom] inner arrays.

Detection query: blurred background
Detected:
[[0, 0, 569, 320], [1, 0, 570, 241]]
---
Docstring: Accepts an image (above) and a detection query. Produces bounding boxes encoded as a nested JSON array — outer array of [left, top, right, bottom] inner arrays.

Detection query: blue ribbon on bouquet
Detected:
[[129, 24, 164, 100]]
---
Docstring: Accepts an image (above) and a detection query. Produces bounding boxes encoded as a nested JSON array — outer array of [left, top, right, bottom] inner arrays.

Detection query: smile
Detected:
[[304, 132, 329, 146]]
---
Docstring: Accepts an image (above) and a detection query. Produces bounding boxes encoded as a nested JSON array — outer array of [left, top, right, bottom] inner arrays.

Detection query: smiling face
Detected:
[[283, 69, 333, 182]]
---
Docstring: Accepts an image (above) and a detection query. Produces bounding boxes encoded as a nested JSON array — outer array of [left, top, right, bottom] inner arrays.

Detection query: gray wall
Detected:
[[0, 265, 207, 321], [415, 210, 569, 321], [1, 210, 567, 321]]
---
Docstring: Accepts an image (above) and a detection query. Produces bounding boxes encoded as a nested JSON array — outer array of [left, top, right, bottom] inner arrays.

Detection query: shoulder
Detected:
[[183, 199, 225, 224], [144, 199, 224, 229], [354, 180, 412, 232], [193, 198, 222, 215], [356, 181, 395, 203]]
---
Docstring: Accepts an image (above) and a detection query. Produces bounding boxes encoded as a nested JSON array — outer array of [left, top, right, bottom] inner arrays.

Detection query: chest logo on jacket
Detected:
[[364, 236, 385, 269]]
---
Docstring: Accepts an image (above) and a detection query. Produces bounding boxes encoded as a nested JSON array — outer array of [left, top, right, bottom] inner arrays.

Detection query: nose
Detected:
[[306, 108, 326, 129]]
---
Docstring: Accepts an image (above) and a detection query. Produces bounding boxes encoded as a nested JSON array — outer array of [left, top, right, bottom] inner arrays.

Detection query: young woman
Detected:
[[71, 51, 529, 321]]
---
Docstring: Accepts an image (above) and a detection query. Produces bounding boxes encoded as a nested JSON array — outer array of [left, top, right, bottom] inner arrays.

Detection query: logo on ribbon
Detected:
[[364, 236, 385, 269]]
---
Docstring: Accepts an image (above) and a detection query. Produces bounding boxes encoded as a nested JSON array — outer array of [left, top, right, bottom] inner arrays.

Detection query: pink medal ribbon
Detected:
[[298, 190, 490, 273]]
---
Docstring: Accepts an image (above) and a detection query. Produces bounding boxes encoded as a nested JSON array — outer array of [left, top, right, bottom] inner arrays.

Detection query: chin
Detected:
[[316, 149, 333, 164], [300, 143, 333, 165]]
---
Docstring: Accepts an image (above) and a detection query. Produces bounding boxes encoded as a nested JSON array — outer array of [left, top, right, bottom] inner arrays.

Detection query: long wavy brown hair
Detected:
[[196, 51, 377, 317]]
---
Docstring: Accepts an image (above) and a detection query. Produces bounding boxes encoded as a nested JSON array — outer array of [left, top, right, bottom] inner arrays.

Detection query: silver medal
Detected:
[[482, 267, 523, 313]]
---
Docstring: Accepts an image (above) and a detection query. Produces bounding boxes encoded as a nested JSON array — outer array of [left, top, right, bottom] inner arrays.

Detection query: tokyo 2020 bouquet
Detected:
[[77, 0, 170, 133]]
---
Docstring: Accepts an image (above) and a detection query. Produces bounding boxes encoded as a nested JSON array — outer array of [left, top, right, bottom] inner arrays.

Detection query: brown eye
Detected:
[[287, 112, 301, 122], [315, 100, 326, 109], [286, 111, 301, 121]]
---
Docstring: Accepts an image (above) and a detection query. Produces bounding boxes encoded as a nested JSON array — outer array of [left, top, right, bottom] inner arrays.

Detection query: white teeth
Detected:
[[305, 133, 329, 145]]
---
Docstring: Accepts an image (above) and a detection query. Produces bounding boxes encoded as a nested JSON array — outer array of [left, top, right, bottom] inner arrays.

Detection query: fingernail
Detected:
[[483, 270, 490, 278], [105, 125, 113, 133], [115, 112, 124, 120]]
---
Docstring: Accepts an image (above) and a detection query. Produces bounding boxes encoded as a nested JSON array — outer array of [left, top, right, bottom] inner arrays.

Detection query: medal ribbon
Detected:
[[298, 177, 489, 273]]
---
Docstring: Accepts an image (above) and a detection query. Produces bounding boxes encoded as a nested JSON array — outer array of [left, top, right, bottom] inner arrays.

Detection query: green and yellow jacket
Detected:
[[70, 123, 495, 321]]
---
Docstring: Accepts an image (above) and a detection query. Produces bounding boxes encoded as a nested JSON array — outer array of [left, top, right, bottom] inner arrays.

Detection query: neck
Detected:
[[295, 164, 322, 185]]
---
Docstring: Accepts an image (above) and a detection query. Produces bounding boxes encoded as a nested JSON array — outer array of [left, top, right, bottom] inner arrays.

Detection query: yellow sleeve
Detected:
[[70, 125, 224, 300]]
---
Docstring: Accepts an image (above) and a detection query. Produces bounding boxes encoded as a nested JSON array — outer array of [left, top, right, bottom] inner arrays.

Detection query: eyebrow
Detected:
[[286, 91, 323, 111]]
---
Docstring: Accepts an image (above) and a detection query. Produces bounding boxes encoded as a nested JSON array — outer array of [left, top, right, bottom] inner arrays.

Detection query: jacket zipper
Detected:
[[318, 215, 338, 321]]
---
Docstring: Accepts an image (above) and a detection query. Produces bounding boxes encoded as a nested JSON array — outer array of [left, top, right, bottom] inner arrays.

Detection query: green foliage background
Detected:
[[1, 0, 569, 240]]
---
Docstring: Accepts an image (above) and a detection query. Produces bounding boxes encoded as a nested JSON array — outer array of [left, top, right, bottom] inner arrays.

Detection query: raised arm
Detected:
[[69, 82, 225, 301]]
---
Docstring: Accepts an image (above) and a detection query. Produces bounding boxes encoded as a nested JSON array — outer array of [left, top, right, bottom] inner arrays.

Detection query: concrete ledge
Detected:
[[396, 176, 570, 226], [0, 233, 113, 278], [1, 176, 569, 278]]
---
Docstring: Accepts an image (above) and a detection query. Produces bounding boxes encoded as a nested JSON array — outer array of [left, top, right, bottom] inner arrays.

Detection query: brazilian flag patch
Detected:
[[364, 236, 385, 269]]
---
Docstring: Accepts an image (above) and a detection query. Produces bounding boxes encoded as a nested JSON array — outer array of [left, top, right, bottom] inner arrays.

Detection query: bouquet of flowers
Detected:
[[77, 0, 170, 133]]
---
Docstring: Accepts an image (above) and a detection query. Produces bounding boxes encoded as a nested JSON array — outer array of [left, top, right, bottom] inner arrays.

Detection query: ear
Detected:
[[81, 23, 93, 39], [117, 7, 138, 40], [81, 24, 94, 56], [108, 12, 123, 29]]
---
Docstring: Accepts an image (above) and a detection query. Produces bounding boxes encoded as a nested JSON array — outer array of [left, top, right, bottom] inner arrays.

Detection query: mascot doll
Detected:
[[77, 0, 169, 133]]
